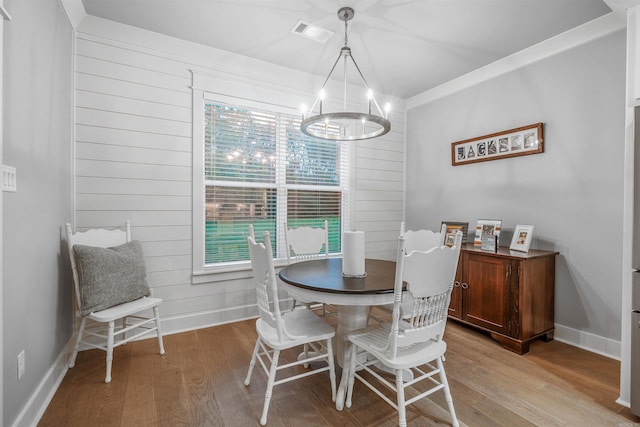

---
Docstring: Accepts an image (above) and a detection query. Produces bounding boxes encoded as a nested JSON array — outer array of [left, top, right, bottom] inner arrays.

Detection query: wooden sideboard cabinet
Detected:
[[448, 244, 558, 354]]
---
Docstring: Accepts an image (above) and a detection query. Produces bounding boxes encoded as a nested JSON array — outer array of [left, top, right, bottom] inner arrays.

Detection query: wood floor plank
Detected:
[[39, 319, 640, 426], [196, 327, 257, 426], [120, 337, 162, 426]]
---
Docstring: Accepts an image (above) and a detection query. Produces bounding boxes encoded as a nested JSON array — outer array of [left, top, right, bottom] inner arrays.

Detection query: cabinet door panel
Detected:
[[462, 254, 510, 334]]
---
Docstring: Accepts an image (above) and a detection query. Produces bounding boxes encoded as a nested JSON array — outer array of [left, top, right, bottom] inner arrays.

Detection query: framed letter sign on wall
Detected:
[[451, 123, 543, 166]]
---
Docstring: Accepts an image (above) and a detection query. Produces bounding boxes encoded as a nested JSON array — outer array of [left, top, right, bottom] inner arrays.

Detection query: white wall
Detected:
[[405, 30, 626, 356], [2, 0, 74, 425], [73, 15, 405, 335], [0, 1, 5, 423]]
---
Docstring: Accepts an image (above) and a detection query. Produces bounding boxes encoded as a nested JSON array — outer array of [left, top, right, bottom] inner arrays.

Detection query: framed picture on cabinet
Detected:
[[481, 234, 498, 252], [510, 224, 535, 252], [441, 221, 469, 246], [473, 219, 502, 246]]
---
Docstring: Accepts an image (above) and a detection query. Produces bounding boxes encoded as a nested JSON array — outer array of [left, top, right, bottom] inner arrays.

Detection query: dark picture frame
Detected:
[[441, 221, 469, 246], [451, 123, 544, 166]]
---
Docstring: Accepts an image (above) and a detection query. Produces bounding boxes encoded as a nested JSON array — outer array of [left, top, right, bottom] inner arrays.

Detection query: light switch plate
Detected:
[[3, 165, 16, 192]]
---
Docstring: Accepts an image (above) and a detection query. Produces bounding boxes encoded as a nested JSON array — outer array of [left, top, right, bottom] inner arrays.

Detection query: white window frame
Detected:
[[191, 76, 351, 283]]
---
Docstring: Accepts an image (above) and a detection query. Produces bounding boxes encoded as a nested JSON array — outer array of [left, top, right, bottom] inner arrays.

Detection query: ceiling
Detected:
[[80, 0, 613, 100]]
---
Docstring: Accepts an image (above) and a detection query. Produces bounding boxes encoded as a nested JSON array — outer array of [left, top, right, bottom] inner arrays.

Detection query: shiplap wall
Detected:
[[74, 15, 405, 334]]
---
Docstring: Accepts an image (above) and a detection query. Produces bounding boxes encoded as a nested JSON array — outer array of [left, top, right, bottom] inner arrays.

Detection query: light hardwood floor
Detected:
[[39, 316, 639, 426]]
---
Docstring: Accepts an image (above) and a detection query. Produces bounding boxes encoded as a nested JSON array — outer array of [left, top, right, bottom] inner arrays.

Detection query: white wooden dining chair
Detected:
[[401, 221, 447, 253], [369, 222, 448, 323], [66, 221, 165, 383], [284, 220, 329, 263], [345, 231, 463, 427], [244, 228, 337, 425], [284, 220, 335, 316]]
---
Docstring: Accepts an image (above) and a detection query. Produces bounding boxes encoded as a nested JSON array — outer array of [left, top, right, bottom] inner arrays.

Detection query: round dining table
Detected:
[[278, 257, 397, 410]]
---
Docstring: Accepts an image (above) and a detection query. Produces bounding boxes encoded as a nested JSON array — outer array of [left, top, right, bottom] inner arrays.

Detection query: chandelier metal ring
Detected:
[[300, 112, 390, 141]]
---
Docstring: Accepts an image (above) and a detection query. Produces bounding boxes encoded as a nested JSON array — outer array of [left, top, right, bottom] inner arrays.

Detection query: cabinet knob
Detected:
[[461, 282, 469, 289], [454, 281, 461, 287]]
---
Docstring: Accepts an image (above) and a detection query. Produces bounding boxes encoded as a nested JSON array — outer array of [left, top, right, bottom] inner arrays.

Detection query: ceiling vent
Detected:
[[291, 20, 334, 43]]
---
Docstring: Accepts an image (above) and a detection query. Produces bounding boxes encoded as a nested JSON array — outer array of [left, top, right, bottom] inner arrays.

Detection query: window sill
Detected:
[[192, 259, 291, 284]]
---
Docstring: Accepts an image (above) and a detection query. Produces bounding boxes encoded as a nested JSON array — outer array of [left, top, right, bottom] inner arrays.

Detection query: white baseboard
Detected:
[[11, 338, 75, 427], [159, 305, 259, 336], [616, 396, 631, 408], [554, 323, 621, 360]]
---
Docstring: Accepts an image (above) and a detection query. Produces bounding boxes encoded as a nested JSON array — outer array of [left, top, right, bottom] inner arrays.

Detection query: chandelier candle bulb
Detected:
[[342, 230, 366, 278]]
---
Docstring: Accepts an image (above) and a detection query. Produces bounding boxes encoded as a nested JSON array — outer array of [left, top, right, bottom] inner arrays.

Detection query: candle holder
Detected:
[[342, 271, 367, 279]]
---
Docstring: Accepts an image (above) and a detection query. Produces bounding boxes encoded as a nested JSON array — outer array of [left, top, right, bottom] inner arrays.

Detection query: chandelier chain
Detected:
[[343, 11, 349, 47]]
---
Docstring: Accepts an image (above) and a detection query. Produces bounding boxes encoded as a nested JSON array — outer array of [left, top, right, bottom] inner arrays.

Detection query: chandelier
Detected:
[[300, 7, 391, 141]]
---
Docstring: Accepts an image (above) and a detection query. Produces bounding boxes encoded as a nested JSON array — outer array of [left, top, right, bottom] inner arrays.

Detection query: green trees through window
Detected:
[[203, 102, 347, 264]]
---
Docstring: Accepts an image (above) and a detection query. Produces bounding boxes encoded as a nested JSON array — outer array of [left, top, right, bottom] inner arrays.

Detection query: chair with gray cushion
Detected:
[[66, 221, 165, 383]]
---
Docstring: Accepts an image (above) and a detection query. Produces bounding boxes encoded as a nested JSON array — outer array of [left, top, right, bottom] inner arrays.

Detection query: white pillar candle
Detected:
[[342, 230, 366, 277]]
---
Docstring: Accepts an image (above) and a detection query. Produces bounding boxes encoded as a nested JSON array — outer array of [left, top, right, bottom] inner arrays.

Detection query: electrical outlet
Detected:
[[17, 350, 25, 380]]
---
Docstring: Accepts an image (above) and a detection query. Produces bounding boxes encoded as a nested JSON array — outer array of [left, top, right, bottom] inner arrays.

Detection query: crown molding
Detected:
[[0, 5, 10, 20], [406, 12, 625, 110], [58, 0, 85, 28], [605, 0, 640, 15]]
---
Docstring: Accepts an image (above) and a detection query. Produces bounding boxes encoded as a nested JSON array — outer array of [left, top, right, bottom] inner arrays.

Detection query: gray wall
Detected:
[[406, 31, 626, 342], [2, 0, 73, 425]]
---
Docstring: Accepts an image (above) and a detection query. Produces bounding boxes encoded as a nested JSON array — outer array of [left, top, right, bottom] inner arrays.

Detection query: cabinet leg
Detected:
[[490, 333, 529, 355], [542, 331, 554, 342]]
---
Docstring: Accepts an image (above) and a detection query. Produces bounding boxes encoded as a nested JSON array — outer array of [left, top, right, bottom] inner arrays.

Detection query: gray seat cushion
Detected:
[[73, 240, 150, 316]]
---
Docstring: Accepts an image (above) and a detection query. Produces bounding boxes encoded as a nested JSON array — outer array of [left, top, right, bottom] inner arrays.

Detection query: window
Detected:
[[201, 100, 349, 267]]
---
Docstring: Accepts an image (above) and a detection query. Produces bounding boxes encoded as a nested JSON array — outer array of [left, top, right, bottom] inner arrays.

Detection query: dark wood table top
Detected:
[[278, 258, 396, 294]]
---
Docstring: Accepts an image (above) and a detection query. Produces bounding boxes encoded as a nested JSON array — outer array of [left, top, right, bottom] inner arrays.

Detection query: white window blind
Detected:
[[203, 100, 348, 266]]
